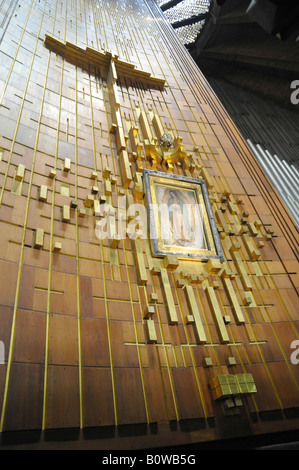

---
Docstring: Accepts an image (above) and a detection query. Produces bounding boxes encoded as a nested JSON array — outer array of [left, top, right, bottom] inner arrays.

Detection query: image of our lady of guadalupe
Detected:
[[157, 186, 206, 250]]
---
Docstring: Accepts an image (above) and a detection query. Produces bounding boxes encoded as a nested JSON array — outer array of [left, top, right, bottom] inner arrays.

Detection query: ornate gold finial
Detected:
[[160, 133, 174, 150], [145, 133, 187, 169]]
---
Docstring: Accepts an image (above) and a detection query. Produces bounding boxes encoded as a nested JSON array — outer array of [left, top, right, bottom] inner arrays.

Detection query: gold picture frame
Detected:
[[143, 170, 224, 261]]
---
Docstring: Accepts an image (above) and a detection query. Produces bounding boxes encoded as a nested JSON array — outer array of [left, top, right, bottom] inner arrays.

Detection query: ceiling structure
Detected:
[[154, 0, 211, 45], [156, 0, 299, 111], [155, 0, 299, 226]]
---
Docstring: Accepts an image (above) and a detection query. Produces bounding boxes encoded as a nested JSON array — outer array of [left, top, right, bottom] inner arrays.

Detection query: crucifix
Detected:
[[43, 35, 232, 348], [44, 35, 193, 183], [44, 35, 167, 189], [44, 34, 179, 336]]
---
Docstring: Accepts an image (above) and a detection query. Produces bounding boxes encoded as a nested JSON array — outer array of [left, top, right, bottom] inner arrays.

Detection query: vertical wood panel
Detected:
[[4, 363, 44, 431], [13, 309, 46, 363], [83, 367, 115, 427], [0, 0, 298, 447], [172, 367, 205, 420], [46, 365, 80, 429], [48, 314, 78, 365], [114, 368, 147, 425], [81, 318, 110, 367]]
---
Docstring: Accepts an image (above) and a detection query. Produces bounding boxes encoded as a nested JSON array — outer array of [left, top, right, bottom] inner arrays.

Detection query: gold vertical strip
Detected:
[[75, 64, 84, 429], [175, 280, 209, 418], [153, 276, 180, 421], [88, 72, 98, 172], [0, 0, 36, 208], [124, 258, 150, 423], [0, 0, 48, 432], [96, 59, 119, 429], [99, 212, 118, 426], [42, 0, 61, 430], [0, 0, 35, 106]]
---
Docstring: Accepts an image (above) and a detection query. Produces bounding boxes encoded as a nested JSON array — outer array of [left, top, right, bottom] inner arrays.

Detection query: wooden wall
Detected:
[[0, 0, 298, 449]]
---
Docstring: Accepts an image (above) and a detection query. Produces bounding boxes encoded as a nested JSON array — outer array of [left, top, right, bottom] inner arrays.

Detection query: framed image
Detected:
[[143, 169, 224, 261]]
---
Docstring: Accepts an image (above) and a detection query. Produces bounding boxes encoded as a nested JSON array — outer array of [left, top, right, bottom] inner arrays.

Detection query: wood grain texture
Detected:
[[0, 0, 298, 449]]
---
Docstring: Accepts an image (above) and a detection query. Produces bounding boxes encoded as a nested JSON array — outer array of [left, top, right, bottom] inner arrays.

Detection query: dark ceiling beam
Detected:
[[172, 12, 209, 29], [160, 0, 185, 12]]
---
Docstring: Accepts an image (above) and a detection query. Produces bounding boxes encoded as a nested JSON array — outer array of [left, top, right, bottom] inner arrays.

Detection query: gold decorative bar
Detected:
[[39, 185, 48, 202], [216, 209, 229, 235], [119, 150, 132, 188], [62, 205, 70, 222], [63, 158, 71, 172], [235, 373, 257, 394], [107, 214, 121, 248], [108, 60, 120, 111], [248, 223, 258, 237], [242, 233, 261, 261], [146, 318, 157, 343], [49, 168, 56, 179], [139, 110, 153, 142], [84, 194, 94, 208], [220, 269, 245, 324], [53, 241, 62, 252], [129, 126, 143, 155], [228, 201, 238, 215], [116, 126, 126, 156], [143, 305, 155, 319], [210, 375, 239, 400], [103, 166, 112, 178], [160, 268, 178, 324], [184, 284, 207, 343], [204, 285, 229, 343], [149, 292, 158, 304], [229, 243, 253, 291], [104, 179, 112, 195], [206, 259, 222, 274], [132, 238, 148, 285], [201, 167, 214, 189], [152, 114, 164, 140], [15, 163, 25, 181], [163, 255, 179, 271], [34, 228, 44, 249]]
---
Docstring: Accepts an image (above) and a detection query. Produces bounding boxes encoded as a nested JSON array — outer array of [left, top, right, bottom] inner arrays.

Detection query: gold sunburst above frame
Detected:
[[144, 133, 188, 171]]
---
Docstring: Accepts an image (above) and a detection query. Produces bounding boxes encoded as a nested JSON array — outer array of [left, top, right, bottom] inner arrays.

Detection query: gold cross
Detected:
[[44, 35, 165, 88], [44, 34, 166, 190]]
